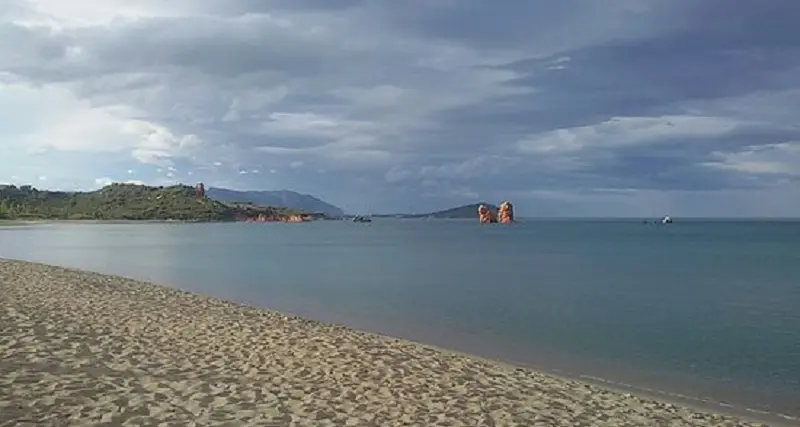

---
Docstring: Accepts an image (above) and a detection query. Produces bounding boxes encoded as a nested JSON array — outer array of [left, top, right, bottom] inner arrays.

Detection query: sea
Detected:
[[1, 219, 798, 422]]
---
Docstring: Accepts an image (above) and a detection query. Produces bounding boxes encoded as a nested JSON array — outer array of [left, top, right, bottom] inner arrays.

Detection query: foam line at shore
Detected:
[[0, 259, 788, 426]]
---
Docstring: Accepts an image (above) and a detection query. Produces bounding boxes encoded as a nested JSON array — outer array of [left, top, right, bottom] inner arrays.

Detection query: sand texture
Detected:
[[0, 259, 773, 426]]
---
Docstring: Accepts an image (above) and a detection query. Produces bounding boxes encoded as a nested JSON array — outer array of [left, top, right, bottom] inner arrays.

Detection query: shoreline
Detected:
[[367, 333, 798, 426], [279, 310, 798, 426], [1, 258, 792, 426]]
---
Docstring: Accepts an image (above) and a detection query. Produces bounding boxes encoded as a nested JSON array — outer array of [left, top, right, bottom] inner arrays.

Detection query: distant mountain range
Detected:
[[206, 188, 344, 217], [374, 203, 496, 219]]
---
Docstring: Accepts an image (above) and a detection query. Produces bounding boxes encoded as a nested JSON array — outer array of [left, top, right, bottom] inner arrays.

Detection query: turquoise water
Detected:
[[1, 220, 799, 419]]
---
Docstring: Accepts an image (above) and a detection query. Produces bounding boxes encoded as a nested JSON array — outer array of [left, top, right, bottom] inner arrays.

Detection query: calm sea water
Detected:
[[1, 219, 799, 419]]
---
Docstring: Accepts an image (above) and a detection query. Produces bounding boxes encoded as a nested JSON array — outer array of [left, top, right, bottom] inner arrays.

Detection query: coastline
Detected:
[[0, 217, 313, 226], [0, 219, 204, 225], [0, 259, 789, 426]]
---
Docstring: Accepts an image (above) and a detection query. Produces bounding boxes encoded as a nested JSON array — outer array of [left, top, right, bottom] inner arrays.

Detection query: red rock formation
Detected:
[[477, 204, 497, 224], [195, 183, 205, 198], [285, 215, 310, 223], [498, 201, 514, 224], [236, 213, 311, 223]]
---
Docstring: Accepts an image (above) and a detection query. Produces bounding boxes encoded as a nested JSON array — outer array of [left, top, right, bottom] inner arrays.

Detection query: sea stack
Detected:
[[498, 201, 514, 223], [477, 204, 497, 223]]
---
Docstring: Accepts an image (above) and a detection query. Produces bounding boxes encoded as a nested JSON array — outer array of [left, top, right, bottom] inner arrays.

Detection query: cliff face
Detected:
[[228, 203, 310, 223]]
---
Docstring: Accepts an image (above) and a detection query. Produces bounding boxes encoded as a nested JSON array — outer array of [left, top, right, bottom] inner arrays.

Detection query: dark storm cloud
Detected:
[[2, 0, 800, 215], [386, 0, 800, 208], [438, 0, 800, 136]]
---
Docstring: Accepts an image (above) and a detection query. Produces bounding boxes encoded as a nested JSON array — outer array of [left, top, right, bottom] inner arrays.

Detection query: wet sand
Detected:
[[0, 259, 778, 426]]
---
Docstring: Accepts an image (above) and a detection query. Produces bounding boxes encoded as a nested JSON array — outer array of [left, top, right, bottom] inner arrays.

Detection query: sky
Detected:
[[1, 0, 799, 216]]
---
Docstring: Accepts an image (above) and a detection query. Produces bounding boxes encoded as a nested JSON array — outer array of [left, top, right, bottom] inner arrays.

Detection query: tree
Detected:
[[0, 183, 305, 221]]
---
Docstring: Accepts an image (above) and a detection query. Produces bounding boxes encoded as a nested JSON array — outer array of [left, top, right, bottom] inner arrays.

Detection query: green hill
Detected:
[[417, 203, 497, 219], [373, 203, 497, 219], [0, 183, 304, 221], [206, 187, 344, 217]]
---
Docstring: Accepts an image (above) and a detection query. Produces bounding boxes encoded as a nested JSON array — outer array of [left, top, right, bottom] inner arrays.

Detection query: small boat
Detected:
[[352, 215, 372, 223], [661, 215, 673, 224]]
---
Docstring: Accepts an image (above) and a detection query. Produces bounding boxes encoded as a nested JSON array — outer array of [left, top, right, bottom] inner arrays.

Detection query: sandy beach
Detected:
[[0, 259, 778, 426]]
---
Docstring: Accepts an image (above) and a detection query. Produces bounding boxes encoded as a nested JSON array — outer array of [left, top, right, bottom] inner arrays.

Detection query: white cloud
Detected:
[[2, 82, 136, 152], [222, 86, 289, 122], [126, 121, 203, 167], [518, 115, 740, 154], [94, 177, 146, 188], [418, 156, 517, 181], [12, 0, 183, 29], [2, 0, 798, 216], [259, 112, 378, 142], [1, 0, 530, 196], [94, 177, 113, 187], [687, 89, 800, 131], [1, 81, 203, 167], [547, 56, 571, 70], [704, 142, 800, 176]]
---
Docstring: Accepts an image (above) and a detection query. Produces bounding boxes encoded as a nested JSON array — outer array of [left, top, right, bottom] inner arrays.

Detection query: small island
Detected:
[[0, 183, 311, 222], [375, 203, 499, 219]]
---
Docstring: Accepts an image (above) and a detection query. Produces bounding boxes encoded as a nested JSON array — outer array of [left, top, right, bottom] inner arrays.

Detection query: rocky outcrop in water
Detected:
[[477, 204, 497, 224], [498, 201, 514, 223]]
